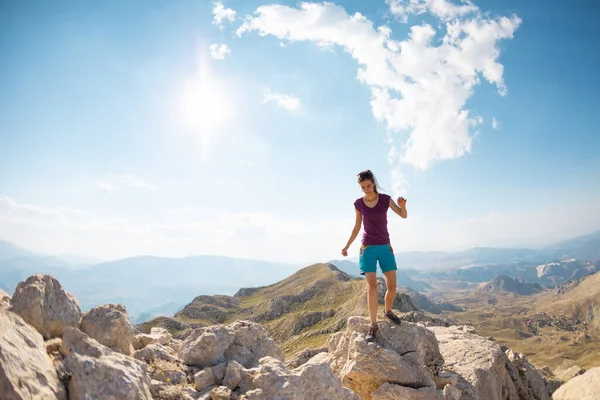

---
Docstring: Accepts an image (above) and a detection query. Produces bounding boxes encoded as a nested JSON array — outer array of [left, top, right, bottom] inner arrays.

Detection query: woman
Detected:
[[341, 170, 407, 342]]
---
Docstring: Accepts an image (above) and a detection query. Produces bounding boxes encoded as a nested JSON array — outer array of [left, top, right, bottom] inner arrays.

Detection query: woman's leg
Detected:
[[380, 245, 401, 324], [364, 272, 378, 324], [382, 270, 397, 313]]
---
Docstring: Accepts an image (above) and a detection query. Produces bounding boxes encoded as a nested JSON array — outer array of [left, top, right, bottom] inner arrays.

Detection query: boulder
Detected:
[[133, 326, 173, 350], [552, 367, 600, 400], [60, 327, 153, 399], [0, 309, 67, 400], [9, 274, 81, 339], [0, 288, 10, 308], [324, 316, 443, 399], [80, 303, 135, 355], [286, 346, 328, 369], [179, 320, 284, 368], [244, 355, 359, 400], [428, 326, 550, 400], [134, 343, 178, 363]]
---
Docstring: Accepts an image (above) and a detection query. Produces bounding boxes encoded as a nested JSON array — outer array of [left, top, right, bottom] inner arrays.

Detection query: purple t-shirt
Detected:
[[354, 193, 391, 246]]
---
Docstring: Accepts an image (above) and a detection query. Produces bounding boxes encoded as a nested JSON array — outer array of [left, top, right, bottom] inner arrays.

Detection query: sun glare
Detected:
[[176, 57, 232, 158]]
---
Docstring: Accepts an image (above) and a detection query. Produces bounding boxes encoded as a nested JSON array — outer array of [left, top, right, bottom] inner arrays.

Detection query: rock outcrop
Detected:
[[0, 309, 67, 400], [179, 320, 284, 368], [60, 327, 153, 399], [429, 325, 551, 400], [80, 303, 135, 355], [9, 274, 81, 339], [552, 367, 600, 400], [133, 326, 173, 350], [322, 316, 444, 399]]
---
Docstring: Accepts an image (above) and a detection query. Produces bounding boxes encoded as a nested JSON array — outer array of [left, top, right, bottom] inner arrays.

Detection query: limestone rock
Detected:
[[210, 386, 232, 399], [195, 367, 217, 392], [80, 303, 134, 355], [249, 355, 359, 400], [134, 343, 178, 363], [506, 349, 551, 399], [370, 382, 444, 399], [286, 346, 328, 369], [152, 368, 186, 385], [61, 327, 152, 399], [9, 274, 81, 339], [428, 325, 550, 400], [552, 367, 600, 400], [45, 337, 62, 355], [0, 309, 67, 400], [443, 384, 462, 400], [134, 326, 173, 350], [223, 360, 243, 390], [0, 288, 10, 308], [325, 316, 442, 399], [180, 320, 284, 368]]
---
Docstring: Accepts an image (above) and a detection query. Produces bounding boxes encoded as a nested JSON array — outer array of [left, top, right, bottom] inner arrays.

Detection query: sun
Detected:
[[176, 57, 232, 158]]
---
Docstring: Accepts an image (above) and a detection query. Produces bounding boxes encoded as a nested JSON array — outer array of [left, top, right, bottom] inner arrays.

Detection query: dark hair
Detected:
[[357, 169, 380, 193]]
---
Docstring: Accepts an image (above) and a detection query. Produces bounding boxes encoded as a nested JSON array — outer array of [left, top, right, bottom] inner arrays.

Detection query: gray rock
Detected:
[[371, 382, 444, 399], [180, 320, 284, 368], [134, 343, 178, 363], [0, 309, 67, 400], [0, 288, 10, 308], [552, 367, 600, 400], [428, 326, 550, 400], [80, 303, 134, 355], [61, 327, 153, 399], [10, 274, 81, 339]]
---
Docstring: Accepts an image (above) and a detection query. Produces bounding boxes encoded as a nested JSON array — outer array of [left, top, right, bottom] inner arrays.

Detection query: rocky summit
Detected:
[[0, 272, 592, 399]]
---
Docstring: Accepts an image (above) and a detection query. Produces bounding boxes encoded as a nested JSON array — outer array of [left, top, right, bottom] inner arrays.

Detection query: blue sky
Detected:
[[1, 0, 599, 264]]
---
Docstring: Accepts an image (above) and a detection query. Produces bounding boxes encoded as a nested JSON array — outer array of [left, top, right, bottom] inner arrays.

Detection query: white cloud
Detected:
[[387, 0, 478, 23], [492, 117, 500, 130], [212, 1, 236, 29], [236, 1, 521, 193], [97, 174, 158, 192], [262, 87, 302, 111], [209, 43, 231, 60]]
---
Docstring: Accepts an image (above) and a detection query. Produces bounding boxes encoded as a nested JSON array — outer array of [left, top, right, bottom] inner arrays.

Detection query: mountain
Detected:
[[328, 259, 432, 291], [398, 287, 463, 314], [538, 271, 600, 329], [53, 253, 105, 268], [535, 259, 600, 285], [391, 229, 600, 270], [394, 247, 546, 270], [544, 229, 600, 261], [477, 275, 544, 295]]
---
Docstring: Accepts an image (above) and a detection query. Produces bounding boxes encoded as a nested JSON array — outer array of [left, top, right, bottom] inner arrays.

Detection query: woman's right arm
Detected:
[[342, 208, 362, 256]]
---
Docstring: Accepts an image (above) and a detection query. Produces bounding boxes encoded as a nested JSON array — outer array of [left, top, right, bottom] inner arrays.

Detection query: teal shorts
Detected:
[[359, 244, 398, 275]]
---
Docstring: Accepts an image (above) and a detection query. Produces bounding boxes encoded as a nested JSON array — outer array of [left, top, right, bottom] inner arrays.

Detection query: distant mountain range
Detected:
[[393, 229, 600, 270], [0, 241, 302, 323], [0, 228, 598, 322]]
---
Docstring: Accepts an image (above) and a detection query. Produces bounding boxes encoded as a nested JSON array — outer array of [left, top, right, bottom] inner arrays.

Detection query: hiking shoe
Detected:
[[366, 323, 378, 342], [383, 310, 402, 325]]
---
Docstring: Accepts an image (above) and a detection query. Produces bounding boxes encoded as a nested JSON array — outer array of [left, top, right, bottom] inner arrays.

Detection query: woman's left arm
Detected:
[[389, 197, 407, 219]]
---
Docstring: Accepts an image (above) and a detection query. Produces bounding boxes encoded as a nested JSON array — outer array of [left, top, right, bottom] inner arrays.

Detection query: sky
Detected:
[[0, 0, 599, 265]]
